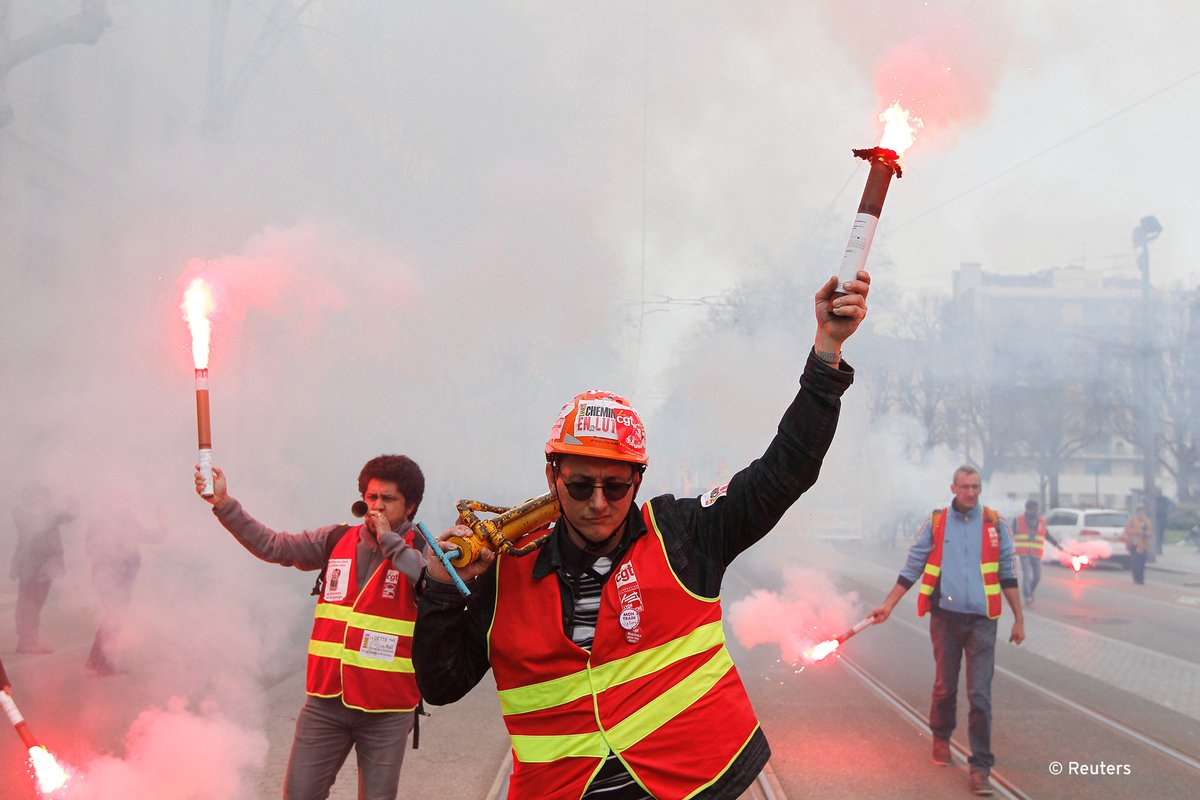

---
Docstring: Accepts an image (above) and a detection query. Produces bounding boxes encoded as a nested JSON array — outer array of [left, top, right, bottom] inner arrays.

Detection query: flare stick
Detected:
[[0, 691, 39, 749], [836, 147, 902, 292], [196, 368, 214, 497]]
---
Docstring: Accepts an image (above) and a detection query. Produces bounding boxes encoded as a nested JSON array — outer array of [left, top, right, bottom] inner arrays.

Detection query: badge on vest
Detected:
[[324, 558, 352, 602], [360, 630, 398, 661], [613, 561, 645, 644], [987, 525, 999, 549], [382, 568, 400, 599]]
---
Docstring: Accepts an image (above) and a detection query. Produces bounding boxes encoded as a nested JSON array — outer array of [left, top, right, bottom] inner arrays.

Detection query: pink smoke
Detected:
[[729, 568, 861, 664], [64, 698, 267, 800], [170, 219, 361, 369], [1047, 537, 1114, 567], [820, 1, 1021, 148]]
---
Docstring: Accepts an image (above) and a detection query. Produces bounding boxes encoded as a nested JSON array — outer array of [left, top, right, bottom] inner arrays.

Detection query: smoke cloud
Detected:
[[729, 568, 862, 664]]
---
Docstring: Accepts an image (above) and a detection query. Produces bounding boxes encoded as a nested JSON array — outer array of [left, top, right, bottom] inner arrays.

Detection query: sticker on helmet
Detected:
[[574, 399, 620, 440]]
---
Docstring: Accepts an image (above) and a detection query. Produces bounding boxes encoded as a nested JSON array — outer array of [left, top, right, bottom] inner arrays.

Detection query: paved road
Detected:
[[3, 535, 1198, 798], [730, 531, 1200, 799]]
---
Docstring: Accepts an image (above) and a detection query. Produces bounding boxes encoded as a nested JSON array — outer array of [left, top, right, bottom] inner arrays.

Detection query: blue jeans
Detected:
[[929, 612, 997, 774], [1017, 555, 1041, 601], [1130, 550, 1146, 584], [284, 695, 413, 800]]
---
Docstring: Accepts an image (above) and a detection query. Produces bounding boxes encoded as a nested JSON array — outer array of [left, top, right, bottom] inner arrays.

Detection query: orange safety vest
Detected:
[[917, 507, 1003, 620], [488, 503, 760, 800], [1013, 514, 1048, 558], [307, 525, 420, 712]]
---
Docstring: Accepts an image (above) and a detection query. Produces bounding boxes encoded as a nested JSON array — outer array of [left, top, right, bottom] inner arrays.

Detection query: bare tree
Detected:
[[871, 294, 954, 451], [1154, 293, 1200, 502], [0, 0, 110, 129], [203, 0, 315, 137]]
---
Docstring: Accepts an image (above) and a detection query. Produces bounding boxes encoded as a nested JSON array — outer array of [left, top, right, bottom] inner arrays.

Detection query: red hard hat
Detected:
[[545, 390, 648, 466]]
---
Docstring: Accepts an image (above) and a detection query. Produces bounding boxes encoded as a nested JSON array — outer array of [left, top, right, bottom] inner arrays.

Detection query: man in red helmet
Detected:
[[414, 272, 870, 800]]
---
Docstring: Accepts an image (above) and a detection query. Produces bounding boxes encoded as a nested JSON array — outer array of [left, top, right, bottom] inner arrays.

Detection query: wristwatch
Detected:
[[815, 349, 840, 364]]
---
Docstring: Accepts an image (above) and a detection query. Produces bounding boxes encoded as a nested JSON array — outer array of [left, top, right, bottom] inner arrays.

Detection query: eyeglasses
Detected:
[[559, 478, 636, 503]]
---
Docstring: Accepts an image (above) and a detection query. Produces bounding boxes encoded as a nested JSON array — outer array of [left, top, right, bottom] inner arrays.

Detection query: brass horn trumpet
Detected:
[[443, 492, 561, 568], [351, 500, 369, 518]]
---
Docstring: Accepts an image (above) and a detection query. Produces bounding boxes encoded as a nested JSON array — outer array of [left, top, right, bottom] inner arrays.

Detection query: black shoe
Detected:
[[931, 738, 951, 766], [969, 772, 993, 796]]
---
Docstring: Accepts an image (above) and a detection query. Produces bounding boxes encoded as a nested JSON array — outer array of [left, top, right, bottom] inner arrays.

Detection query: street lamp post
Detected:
[[1132, 215, 1162, 557]]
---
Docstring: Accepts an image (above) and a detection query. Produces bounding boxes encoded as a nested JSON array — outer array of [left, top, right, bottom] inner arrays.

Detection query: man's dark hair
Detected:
[[1025, 500, 1038, 510], [358, 454, 425, 520]]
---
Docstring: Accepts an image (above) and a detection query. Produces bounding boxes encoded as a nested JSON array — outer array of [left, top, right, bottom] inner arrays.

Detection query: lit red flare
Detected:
[[1, 691, 70, 794], [1070, 553, 1091, 573], [181, 278, 216, 497], [181, 278, 214, 370], [802, 616, 875, 663], [836, 101, 921, 290]]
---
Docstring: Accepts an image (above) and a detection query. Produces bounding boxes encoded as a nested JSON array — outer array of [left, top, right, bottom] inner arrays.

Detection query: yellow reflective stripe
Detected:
[[341, 650, 414, 673], [308, 639, 414, 673], [315, 603, 351, 621], [498, 670, 592, 717], [981, 562, 999, 575], [604, 646, 735, 752], [309, 640, 342, 659], [497, 620, 726, 716], [590, 620, 725, 693], [918, 583, 935, 596], [346, 613, 414, 637], [983, 585, 1000, 595], [511, 731, 609, 763], [316, 601, 413, 636], [509, 647, 737, 762], [924, 564, 941, 578]]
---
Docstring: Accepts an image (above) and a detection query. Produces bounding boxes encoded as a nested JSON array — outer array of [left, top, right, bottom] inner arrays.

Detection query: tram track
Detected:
[[885, 612, 1200, 776]]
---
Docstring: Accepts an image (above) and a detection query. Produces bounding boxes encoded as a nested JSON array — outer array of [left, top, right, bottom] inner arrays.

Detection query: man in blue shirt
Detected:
[[870, 465, 1025, 797]]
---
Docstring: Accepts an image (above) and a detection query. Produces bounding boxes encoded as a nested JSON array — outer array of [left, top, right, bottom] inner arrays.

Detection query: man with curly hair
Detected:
[[195, 454, 425, 800]]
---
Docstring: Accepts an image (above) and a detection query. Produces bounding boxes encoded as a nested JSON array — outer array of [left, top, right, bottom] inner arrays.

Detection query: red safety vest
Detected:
[[307, 525, 419, 712], [917, 507, 1003, 620], [1013, 515, 1048, 558], [488, 503, 760, 800]]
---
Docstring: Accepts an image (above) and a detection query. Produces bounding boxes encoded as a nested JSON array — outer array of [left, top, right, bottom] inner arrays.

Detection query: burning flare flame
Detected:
[[181, 278, 215, 370], [878, 101, 922, 156], [1071, 553, 1091, 572], [29, 745, 69, 794], [802, 638, 840, 663]]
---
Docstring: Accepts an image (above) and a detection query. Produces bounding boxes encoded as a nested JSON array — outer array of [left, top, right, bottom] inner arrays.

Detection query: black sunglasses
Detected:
[[558, 476, 636, 502]]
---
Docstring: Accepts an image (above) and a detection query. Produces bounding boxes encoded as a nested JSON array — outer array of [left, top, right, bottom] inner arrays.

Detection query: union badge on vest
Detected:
[[382, 568, 400, 600], [614, 561, 645, 644]]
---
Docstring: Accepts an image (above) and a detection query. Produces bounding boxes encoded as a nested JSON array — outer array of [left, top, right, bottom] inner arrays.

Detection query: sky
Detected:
[[0, 1, 1198, 796]]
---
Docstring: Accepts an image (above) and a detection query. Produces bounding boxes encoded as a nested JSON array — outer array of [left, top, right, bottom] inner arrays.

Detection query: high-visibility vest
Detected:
[[307, 525, 419, 712], [488, 502, 760, 800], [1013, 515, 1048, 559], [917, 507, 1003, 620]]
